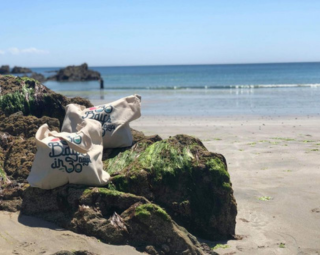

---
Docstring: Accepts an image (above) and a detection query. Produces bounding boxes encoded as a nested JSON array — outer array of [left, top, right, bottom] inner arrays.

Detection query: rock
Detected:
[[19, 186, 204, 254], [104, 134, 237, 240], [0, 65, 10, 74], [52, 251, 98, 255], [0, 75, 92, 125], [11, 66, 32, 74], [69, 97, 93, 108], [0, 114, 60, 138], [30, 72, 46, 83], [47, 63, 101, 81], [3, 137, 36, 181]]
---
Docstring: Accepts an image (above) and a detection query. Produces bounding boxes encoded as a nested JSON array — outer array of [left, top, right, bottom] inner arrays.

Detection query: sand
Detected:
[[1, 115, 320, 255], [0, 211, 142, 255], [132, 115, 320, 255]]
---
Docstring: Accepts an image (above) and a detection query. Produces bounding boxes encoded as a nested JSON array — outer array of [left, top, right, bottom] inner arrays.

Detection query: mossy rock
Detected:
[[20, 185, 204, 254], [0, 75, 92, 125], [0, 114, 60, 138], [3, 137, 37, 181], [105, 134, 237, 240]]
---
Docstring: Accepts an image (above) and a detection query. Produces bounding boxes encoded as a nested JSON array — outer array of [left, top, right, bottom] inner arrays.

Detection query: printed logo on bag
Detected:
[[82, 105, 116, 136], [48, 135, 91, 174]]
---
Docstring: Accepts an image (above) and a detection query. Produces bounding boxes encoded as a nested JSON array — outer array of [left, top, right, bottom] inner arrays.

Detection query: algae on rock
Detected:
[[105, 134, 237, 240]]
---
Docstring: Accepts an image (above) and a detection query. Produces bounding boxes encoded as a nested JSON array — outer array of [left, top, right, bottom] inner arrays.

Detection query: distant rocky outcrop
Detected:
[[47, 63, 101, 81], [0, 65, 10, 74], [11, 66, 32, 74], [0, 75, 236, 255]]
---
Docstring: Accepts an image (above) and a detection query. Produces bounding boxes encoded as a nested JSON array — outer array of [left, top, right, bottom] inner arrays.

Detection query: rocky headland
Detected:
[[0, 75, 237, 255], [0, 65, 10, 74], [11, 66, 32, 74]]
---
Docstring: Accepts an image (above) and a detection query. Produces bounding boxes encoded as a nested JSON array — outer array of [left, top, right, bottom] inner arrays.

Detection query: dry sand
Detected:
[[0, 212, 142, 255], [1, 115, 320, 255], [132, 115, 320, 255]]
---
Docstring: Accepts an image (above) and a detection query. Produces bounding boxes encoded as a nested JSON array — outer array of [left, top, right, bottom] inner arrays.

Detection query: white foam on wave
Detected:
[[232, 83, 320, 89]]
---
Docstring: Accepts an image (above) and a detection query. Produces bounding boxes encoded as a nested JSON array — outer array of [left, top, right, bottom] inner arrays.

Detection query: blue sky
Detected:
[[0, 0, 319, 67]]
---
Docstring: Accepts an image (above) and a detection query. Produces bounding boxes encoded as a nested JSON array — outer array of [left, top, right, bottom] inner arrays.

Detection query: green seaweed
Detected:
[[258, 196, 272, 201], [206, 157, 230, 188], [98, 188, 126, 197], [0, 167, 6, 180], [212, 244, 230, 250], [271, 137, 295, 141], [279, 243, 285, 248], [105, 150, 138, 175], [111, 175, 129, 191], [82, 187, 128, 197], [0, 85, 35, 115], [81, 189, 92, 196], [135, 203, 170, 221], [137, 141, 193, 180]]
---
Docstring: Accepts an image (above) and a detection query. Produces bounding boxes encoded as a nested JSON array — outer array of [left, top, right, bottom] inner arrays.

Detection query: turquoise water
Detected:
[[31, 63, 320, 116]]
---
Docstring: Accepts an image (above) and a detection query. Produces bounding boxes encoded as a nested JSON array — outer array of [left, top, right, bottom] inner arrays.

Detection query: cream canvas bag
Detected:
[[61, 94, 141, 148], [27, 119, 110, 189]]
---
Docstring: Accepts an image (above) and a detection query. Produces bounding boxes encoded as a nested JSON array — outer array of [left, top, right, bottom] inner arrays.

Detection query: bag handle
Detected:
[[48, 131, 92, 154]]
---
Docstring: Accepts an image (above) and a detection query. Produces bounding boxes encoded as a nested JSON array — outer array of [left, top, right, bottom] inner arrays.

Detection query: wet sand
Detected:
[[132, 115, 320, 255]]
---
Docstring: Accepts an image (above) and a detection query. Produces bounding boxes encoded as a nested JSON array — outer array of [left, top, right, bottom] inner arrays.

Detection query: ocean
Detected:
[[32, 62, 320, 116]]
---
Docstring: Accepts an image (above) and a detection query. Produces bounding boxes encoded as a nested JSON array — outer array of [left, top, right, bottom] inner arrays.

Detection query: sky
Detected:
[[0, 0, 320, 67]]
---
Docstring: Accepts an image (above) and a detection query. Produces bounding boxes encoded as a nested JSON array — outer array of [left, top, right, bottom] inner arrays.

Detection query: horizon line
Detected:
[[4, 61, 320, 69]]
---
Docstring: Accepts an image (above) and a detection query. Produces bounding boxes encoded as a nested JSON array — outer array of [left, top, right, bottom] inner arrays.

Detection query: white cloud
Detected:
[[4, 47, 49, 55], [0, 50, 5, 55], [7, 47, 20, 55], [21, 47, 49, 54]]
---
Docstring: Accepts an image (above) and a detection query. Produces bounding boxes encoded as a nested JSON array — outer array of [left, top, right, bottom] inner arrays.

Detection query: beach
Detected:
[[131, 115, 320, 254], [1, 114, 319, 254]]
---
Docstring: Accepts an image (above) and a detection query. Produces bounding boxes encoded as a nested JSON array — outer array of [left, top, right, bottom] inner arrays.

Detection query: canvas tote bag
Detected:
[[61, 94, 141, 148], [27, 119, 110, 189]]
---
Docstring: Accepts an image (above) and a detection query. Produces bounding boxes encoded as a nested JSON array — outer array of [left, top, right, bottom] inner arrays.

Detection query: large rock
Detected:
[[105, 133, 237, 240], [47, 63, 101, 81], [0, 75, 93, 125], [11, 66, 32, 74], [0, 65, 10, 74], [20, 186, 207, 254], [0, 75, 235, 254]]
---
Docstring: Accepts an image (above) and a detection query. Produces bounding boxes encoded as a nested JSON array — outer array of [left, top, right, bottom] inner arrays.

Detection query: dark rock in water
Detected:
[[0, 65, 10, 74], [47, 63, 101, 81], [11, 66, 32, 74]]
